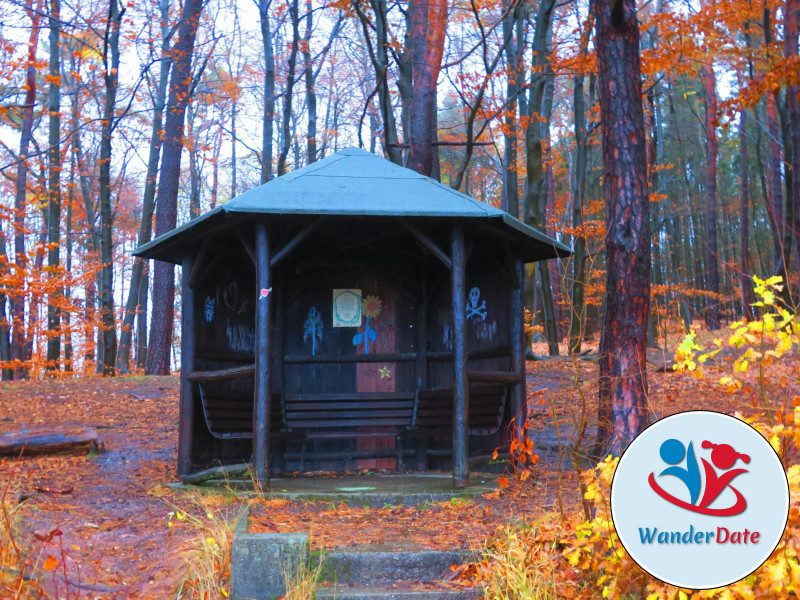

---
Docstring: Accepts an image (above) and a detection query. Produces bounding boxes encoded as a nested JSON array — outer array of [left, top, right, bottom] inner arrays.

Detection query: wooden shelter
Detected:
[[134, 147, 570, 488]]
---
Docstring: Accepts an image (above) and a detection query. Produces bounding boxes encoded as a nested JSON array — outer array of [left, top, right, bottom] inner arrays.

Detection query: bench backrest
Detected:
[[197, 383, 280, 439], [414, 384, 507, 435], [282, 392, 417, 431]]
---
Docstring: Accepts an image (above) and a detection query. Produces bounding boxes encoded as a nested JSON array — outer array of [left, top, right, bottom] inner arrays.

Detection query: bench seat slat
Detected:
[[286, 409, 413, 420]]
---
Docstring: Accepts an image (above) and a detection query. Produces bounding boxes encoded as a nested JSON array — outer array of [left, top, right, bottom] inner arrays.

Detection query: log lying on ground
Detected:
[[0, 425, 102, 456], [182, 463, 253, 485]]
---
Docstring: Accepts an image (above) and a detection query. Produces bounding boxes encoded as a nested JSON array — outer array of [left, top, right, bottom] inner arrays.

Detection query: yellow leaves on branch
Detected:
[[673, 277, 799, 393]]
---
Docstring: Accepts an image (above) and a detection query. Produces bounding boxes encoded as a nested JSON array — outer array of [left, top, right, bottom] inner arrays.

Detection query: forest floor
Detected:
[[0, 334, 792, 598]]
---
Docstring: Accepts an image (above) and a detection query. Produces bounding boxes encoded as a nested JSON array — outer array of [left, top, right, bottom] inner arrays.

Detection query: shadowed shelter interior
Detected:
[[134, 147, 570, 489]]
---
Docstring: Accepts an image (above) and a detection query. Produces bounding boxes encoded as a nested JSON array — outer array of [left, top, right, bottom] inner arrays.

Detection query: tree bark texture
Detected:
[[407, 0, 447, 178], [146, 0, 205, 375], [592, 0, 650, 459]]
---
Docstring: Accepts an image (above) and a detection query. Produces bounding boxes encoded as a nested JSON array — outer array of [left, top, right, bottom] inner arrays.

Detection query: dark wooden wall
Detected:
[[184, 223, 520, 472], [191, 253, 256, 467]]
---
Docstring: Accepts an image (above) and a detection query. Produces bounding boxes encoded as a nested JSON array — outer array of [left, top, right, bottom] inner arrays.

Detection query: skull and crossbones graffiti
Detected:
[[467, 286, 487, 321]]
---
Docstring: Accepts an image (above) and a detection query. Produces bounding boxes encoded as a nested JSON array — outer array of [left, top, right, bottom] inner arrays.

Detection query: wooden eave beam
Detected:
[[400, 218, 452, 270], [270, 217, 325, 267]]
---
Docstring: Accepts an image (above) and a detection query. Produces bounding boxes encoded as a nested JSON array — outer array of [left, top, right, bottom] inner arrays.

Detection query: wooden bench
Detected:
[[403, 384, 508, 469], [280, 391, 417, 472], [195, 382, 284, 440]]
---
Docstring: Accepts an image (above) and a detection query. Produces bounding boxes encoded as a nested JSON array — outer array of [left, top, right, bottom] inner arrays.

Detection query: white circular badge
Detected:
[[610, 411, 789, 589]]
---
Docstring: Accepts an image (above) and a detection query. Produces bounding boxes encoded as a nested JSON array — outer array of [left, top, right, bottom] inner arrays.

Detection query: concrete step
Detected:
[[315, 583, 480, 599], [316, 544, 475, 585]]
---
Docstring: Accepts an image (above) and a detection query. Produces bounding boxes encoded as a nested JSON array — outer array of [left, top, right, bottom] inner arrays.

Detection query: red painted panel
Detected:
[[355, 282, 397, 470]]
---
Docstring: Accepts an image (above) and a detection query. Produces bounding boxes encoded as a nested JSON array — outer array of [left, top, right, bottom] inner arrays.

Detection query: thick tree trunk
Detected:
[[592, 0, 650, 459], [146, 0, 205, 375], [45, 0, 62, 372], [116, 0, 171, 374], [407, 0, 447, 178], [10, 0, 42, 380], [702, 66, 721, 329]]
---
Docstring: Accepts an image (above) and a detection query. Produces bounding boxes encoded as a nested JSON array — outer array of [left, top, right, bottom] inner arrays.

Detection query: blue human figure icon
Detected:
[[659, 438, 701, 505]]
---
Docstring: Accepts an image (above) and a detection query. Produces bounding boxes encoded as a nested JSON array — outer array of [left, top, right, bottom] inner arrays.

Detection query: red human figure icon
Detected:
[[698, 441, 750, 511]]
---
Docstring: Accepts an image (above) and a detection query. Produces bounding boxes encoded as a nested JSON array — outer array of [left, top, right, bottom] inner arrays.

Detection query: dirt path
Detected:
[[0, 365, 595, 598], [1, 376, 187, 598]]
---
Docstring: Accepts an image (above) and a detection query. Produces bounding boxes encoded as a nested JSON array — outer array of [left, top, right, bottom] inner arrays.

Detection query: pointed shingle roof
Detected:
[[134, 147, 571, 262]]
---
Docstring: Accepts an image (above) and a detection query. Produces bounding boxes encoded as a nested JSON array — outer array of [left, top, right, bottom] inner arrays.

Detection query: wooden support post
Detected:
[[272, 271, 285, 476], [510, 257, 525, 434], [451, 224, 469, 488], [254, 222, 272, 488], [415, 266, 429, 471], [178, 253, 195, 477]]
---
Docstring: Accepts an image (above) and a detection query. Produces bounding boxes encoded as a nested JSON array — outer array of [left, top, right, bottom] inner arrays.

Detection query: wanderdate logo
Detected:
[[611, 411, 789, 589], [648, 438, 750, 516]]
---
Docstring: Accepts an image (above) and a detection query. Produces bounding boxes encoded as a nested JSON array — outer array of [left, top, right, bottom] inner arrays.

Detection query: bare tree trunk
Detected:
[[407, 0, 447, 177], [303, 0, 317, 164], [63, 154, 74, 372], [501, 2, 520, 217], [523, 0, 558, 356], [116, 0, 171, 374], [278, 0, 300, 176], [259, 0, 276, 183], [739, 95, 756, 318], [702, 66, 721, 329], [97, 0, 124, 375], [780, 94, 795, 279], [10, 0, 43, 379], [786, 0, 800, 269], [146, 0, 205, 375], [766, 94, 787, 273], [45, 0, 62, 372], [0, 226, 11, 380], [211, 126, 221, 208], [592, 0, 650, 459], [351, 0, 403, 164], [568, 72, 588, 354]]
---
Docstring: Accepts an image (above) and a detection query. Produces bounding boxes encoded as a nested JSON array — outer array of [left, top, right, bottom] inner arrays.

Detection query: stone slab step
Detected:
[[315, 583, 480, 599], [316, 546, 475, 584]]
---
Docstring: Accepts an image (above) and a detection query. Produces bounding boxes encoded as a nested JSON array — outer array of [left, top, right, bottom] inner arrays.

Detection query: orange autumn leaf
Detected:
[[498, 477, 509, 488], [43, 555, 59, 571]]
